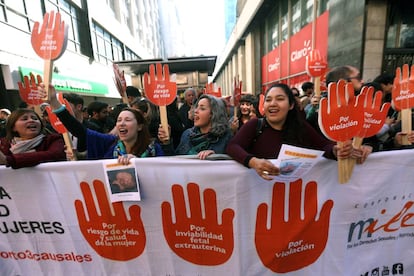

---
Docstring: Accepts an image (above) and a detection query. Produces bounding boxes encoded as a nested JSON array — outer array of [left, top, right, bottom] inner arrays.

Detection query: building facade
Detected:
[[213, 0, 414, 96], [0, 0, 165, 109]]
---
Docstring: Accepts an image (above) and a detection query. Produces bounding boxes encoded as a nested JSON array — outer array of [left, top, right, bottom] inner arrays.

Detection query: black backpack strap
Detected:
[[254, 118, 264, 141]]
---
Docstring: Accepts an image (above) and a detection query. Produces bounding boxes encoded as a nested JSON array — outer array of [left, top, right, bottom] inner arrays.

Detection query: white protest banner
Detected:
[[0, 149, 413, 275]]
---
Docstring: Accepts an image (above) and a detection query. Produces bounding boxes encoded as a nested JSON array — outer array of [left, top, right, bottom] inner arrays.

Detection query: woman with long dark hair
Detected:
[[226, 83, 364, 179], [0, 108, 65, 168], [43, 84, 165, 164]]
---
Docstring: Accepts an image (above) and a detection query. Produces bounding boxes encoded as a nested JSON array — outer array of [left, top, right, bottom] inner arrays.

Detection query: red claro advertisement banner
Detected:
[[262, 11, 329, 85]]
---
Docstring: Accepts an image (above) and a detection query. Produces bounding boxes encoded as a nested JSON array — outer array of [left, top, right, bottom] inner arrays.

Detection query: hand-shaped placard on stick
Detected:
[[306, 49, 328, 97], [258, 93, 265, 117], [255, 179, 333, 273], [161, 183, 235, 265], [346, 87, 390, 181], [18, 73, 46, 106], [205, 83, 222, 98], [31, 11, 68, 100], [75, 180, 146, 261], [233, 76, 242, 118], [143, 63, 177, 139], [113, 63, 129, 105], [318, 80, 364, 183], [392, 64, 414, 145], [45, 94, 77, 160]]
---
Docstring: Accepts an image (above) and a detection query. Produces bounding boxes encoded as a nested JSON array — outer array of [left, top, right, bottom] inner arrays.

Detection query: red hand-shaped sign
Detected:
[[258, 93, 265, 116], [162, 183, 235, 265], [46, 105, 67, 134], [31, 11, 68, 60], [255, 179, 333, 273], [306, 49, 328, 78], [18, 73, 46, 105], [205, 83, 222, 98], [318, 80, 364, 142], [392, 64, 414, 111], [75, 180, 146, 261], [356, 86, 390, 138], [233, 76, 242, 106], [113, 63, 127, 98], [143, 63, 177, 106]]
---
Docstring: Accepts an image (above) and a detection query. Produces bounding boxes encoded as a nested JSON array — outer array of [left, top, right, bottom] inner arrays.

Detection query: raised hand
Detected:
[[255, 179, 333, 273], [17, 73, 45, 106], [75, 180, 146, 261], [31, 11, 68, 60], [161, 183, 235, 265]]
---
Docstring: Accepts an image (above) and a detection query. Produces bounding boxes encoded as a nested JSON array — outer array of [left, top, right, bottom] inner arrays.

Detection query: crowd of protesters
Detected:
[[0, 67, 412, 179]]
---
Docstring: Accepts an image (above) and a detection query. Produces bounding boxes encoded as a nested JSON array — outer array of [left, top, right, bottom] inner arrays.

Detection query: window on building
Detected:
[[281, 1, 288, 42], [0, 0, 33, 32], [319, 0, 330, 15], [291, 0, 301, 35], [92, 22, 139, 64], [267, 6, 279, 50], [386, 0, 414, 48], [302, 0, 313, 27]]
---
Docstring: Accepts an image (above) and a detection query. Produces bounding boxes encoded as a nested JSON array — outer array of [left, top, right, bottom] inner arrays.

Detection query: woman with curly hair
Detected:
[[158, 94, 232, 159]]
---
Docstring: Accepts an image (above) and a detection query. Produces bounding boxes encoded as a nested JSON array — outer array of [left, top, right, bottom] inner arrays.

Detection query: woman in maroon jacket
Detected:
[[0, 108, 66, 169], [226, 83, 370, 180]]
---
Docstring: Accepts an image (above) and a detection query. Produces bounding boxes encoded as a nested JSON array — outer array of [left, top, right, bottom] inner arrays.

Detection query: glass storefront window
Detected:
[[386, 0, 414, 48], [291, 0, 301, 35]]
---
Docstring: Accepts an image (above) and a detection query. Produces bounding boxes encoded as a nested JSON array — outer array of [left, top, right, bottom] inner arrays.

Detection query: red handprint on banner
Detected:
[[18, 73, 46, 106], [255, 179, 333, 273], [75, 180, 146, 261], [161, 183, 235, 265]]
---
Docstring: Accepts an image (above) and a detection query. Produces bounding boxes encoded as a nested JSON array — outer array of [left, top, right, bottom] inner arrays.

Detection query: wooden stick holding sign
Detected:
[[232, 76, 242, 119], [45, 96, 77, 161], [18, 74, 76, 160], [31, 10, 68, 100], [318, 80, 364, 184], [306, 49, 328, 97], [347, 86, 390, 181], [143, 64, 177, 140], [392, 64, 414, 145], [113, 63, 129, 105]]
